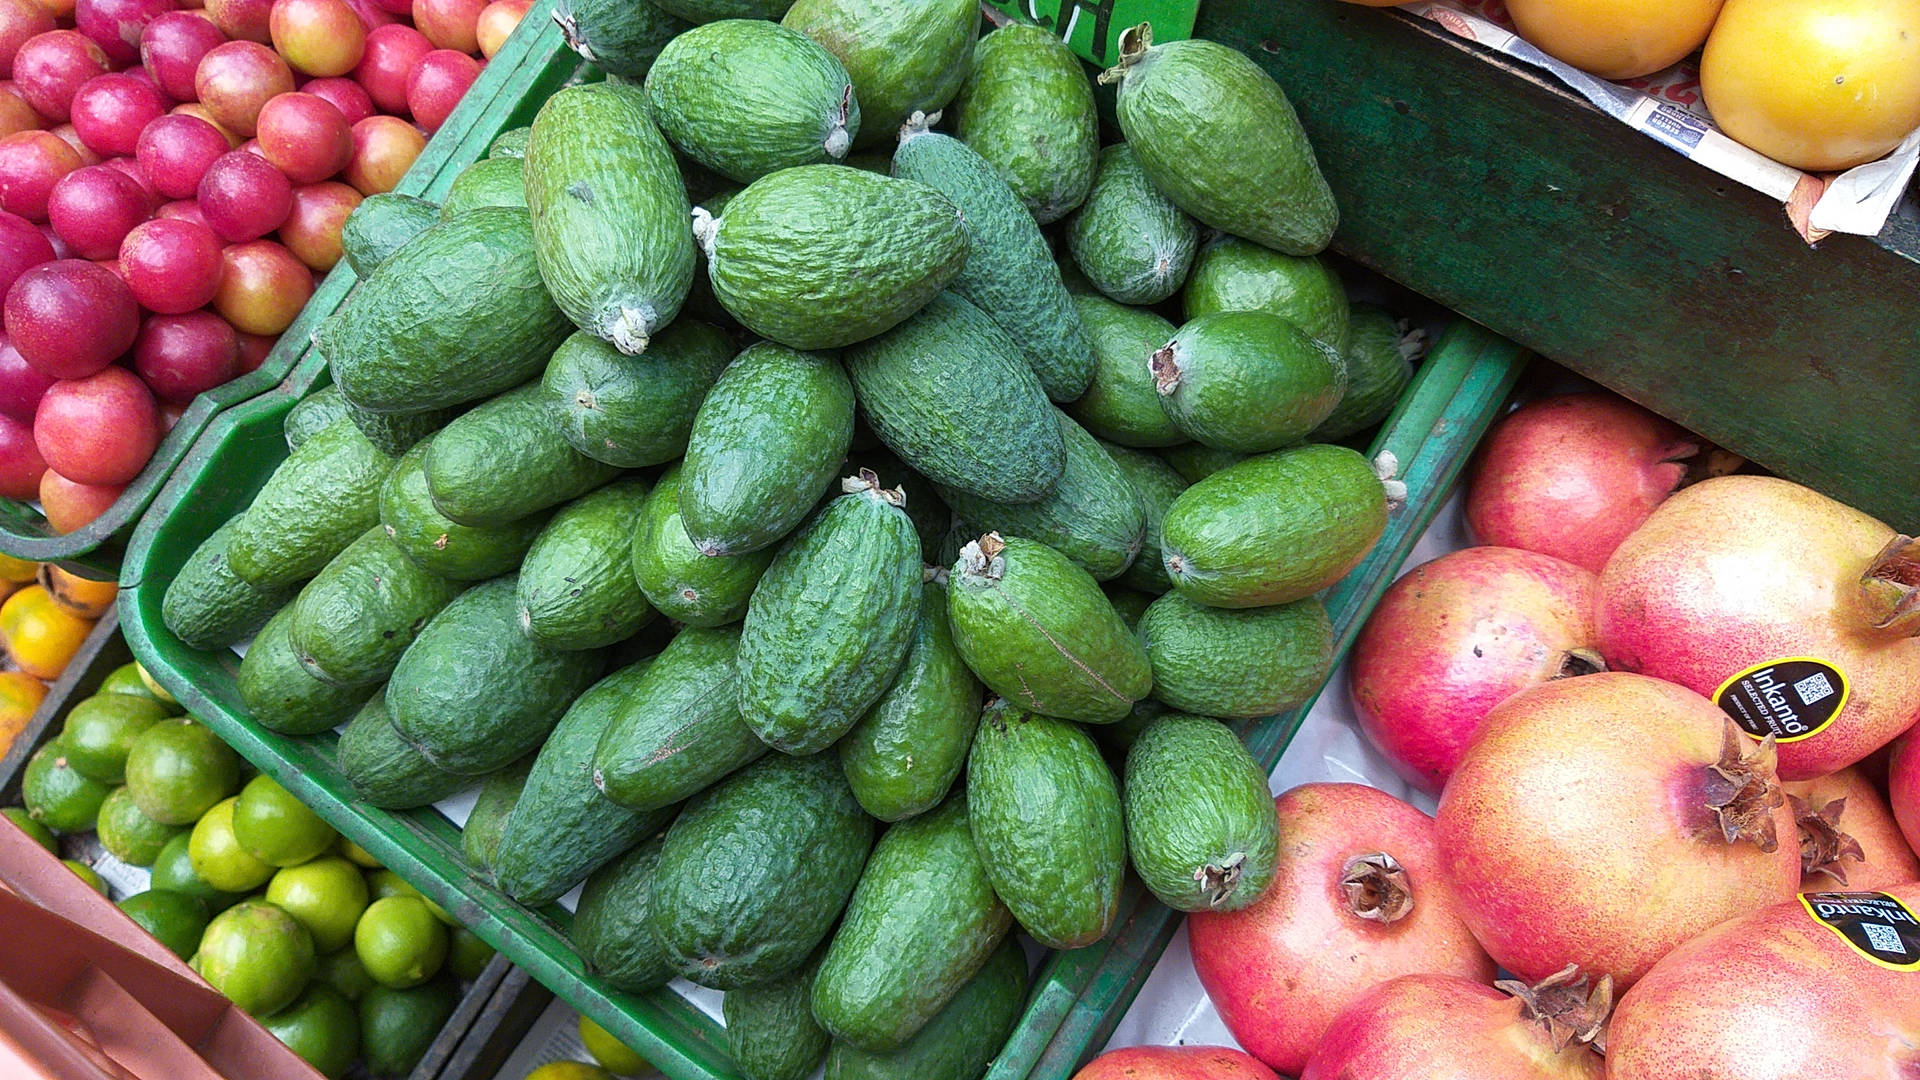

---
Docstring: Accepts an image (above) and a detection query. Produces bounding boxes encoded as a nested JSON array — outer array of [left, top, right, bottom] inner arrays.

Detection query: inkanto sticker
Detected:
[[1712, 657, 1849, 743], [1801, 891, 1920, 971]]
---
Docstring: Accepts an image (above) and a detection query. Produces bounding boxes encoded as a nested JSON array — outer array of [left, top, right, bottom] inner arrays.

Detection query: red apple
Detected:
[[298, 74, 371, 123], [403, 47, 474, 133], [350, 21, 426, 115], [0, 333, 55, 420], [0, 129, 83, 221], [203, 0, 270, 42], [472, 0, 525, 57], [0, 0, 56, 81], [409, 0, 482, 53], [254, 90, 350, 183], [12, 29, 110, 124], [133, 307, 239, 401]]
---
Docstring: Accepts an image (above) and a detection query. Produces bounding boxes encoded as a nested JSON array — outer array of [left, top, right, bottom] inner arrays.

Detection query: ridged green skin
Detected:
[[1140, 591, 1332, 719], [525, 82, 694, 355], [516, 480, 655, 651], [338, 193, 439, 279], [283, 386, 348, 451], [423, 383, 624, 527], [705, 166, 965, 350], [1112, 36, 1337, 256], [386, 577, 604, 775], [1162, 443, 1246, 484], [737, 487, 920, 754], [724, 954, 830, 1080], [343, 399, 462, 458], [933, 412, 1144, 583], [320, 207, 571, 414], [493, 659, 677, 905], [439, 157, 524, 218], [1312, 302, 1416, 441], [681, 344, 855, 556], [488, 126, 531, 159], [1162, 444, 1386, 607], [649, 754, 874, 989], [336, 692, 474, 810], [237, 605, 373, 735], [592, 625, 768, 812], [1123, 713, 1279, 912], [892, 128, 1091, 403], [629, 465, 773, 628], [781, 0, 975, 149], [571, 835, 675, 993], [842, 448, 946, 559], [946, 535, 1152, 724], [22, 741, 109, 832], [843, 292, 1064, 503], [460, 757, 531, 872], [812, 794, 1012, 1051], [1104, 443, 1188, 594], [966, 704, 1125, 948], [380, 440, 548, 582], [647, 20, 859, 184], [837, 582, 982, 822], [1154, 310, 1347, 453], [163, 517, 298, 650], [287, 527, 465, 688], [226, 416, 394, 588], [824, 937, 1026, 1080], [953, 24, 1096, 225], [557, 0, 687, 78], [542, 321, 735, 469], [1065, 144, 1198, 305], [1183, 237, 1350, 352], [649, 0, 790, 21], [1067, 295, 1182, 448]]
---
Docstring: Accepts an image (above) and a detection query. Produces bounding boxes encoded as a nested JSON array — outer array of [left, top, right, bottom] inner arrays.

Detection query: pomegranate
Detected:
[[140, 10, 226, 101], [0, 129, 84, 222], [135, 112, 230, 199], [0, 408, 43, 499], [1596, 475, 1920, 780], [1435, 672, 1800, 986], [196, 147, 291, 240], [13, 30, 110, 124], [193, 39, 294, 137], [3, 258, 137, 378], [1188, 783, 1493, 1076], [69, 72, 166, 158], [1607, 883, 1920, 1080], [39, 468, 122, 531], [0, 334, 55, 419], [34, 364, 160, 485], [0, 209, 54, 296], [0, 0, 55, 81], [132, 308, 238, 400], [299, 75, 371, 124], [1784, 767, 1919, 892], [404, 47, 476, 133], [45, 163, 148, 259], [74, 0, 175, 67], [1348, 547, 1601, 795], [1073, 1046, 1278, 1080], [1300, 970, 1608, 1080], [1888, 734, 1919, 861], [118, 215, 222, 312], [351, 22, 429, 115]]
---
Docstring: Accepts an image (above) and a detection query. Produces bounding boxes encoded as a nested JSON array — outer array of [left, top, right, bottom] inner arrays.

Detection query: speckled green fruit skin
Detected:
[[1067, 295, 1183, 449], [649, 754, 873, 989], [1161, 443, 1387, 608], [320, 208, 571, 414], [1183, 236, 1350, 353], [488, 127, 530, 159], [1162, 442, 1246, 484], [342, 400, 461, 459], [647, 20, 858, 184], [543, 321, 735, 469], [459, 758, 530, 873], [966, 703, 1124, 948], [1140, 591, 1332, 720], [556, 0, 687, 78], [1311, 302, 1417, 441], [842, 448, 947, 560], [22, 741, 109, 832], [380, 440, 549, 583], [336, 692, 474, 810], [844, 292, 1064, 504], [592, 625, 767, 813], [516, 480, 655, 651], [825, 936, 1026, 1080], [283, 386, 348, 452], [526, 82, 694, 355], [736, 484, 920, 754], [946, 535, 1152, 724], [439, 156, 525, 218], [1122, 712, 1278, 913], [1111, 34, 1337, 256], [226, 416, 394, 588], [812, 794, 1011, 1052], [953, 23, 1096, 225], [286, 527, 466, 689], [1104, 443, 1189, 594], [630, 465, 773, 628], [1066, 143, 1198, 305], [933, 413, 1144, 582], [892, 127, 1092, 402], [237, 606, 374, 736], [387, 577, 605, 776], [571, 836, 674, 993], [423, 383, 624, 527], [649, 0, 789, 21], [681, 344, 855, 556], [338, 193, 439, 279], [781, 0, 975, 149], [838, 581, 982, 822], [724, 953, 830, 1080], [163, 517, 299, 650], [1154, 310, 1347, 453], [705, 166, 965, 350]]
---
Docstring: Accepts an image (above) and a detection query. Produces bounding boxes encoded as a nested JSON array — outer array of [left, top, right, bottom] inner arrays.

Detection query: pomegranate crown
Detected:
[[1861, 535, 1920, 636], [1495, 964, 1614, 1054], [1790, 793, 1866, 887], [1703, 719, 1785, 853], [1339, 852, 1414, 923]]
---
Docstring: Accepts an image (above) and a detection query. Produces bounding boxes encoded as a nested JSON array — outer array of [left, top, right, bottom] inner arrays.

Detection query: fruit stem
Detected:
[[1339, 852, 1415, 923], [1790, 793, 1865, 887], [607, 305, 651, 356], [1858, 535, 1920, 636], [690, 207, 719, 261], [551, 7, 592, 61], [1702, 719, 1784, 853], [825, 85, 854, 159], [1557, 648, 1607, 679], [898, 109, 939, 145], [1195, 852, 1246, 908], [1149, 343, 1180, 395], [840, 468, 906, 508], [1495, 964, 1613, 1053], [1097, 23, 1153, 85], [959, 533, 1006, 582]]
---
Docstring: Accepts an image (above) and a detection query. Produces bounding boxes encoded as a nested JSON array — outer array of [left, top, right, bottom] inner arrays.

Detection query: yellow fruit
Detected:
[[136, 662, 178, 706], [0, 553, 39, 583], [188, 797, 275, 893], [1505, 0, 1725, 79], [1702, 0, 1920, 171], [526, 1064, 614, 1080], [0, 585, 93, 680], [577, 1015, 657, 1077], [38, 565, 117, 620], [0, 670, 47, 759], [338, 837, 382, 868]]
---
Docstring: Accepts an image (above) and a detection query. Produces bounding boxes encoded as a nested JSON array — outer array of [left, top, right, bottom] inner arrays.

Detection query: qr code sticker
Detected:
[[1864, 923, 1907, 955], [1794, 672, 1836, 705]]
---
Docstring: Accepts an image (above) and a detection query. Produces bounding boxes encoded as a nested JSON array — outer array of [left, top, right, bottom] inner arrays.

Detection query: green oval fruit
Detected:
[[260, 983, 358, 1079], [237, 605, 374, 737], [1311, 303, 1420, 441], [1140, 591, 1333, 719], [1162, 442, 1246, 484], [226, 415, 395, 589], [338, 193, 439, 279], [192, 899, 316, 1017], [1161, 443, 1387, 608], [358, 978, 459, 1077], [1183, 236, 1350, 352], [489, 126, 531, 159], [591, 626, 767, 814], [342, 399, 461, 458], [287, 527, 466, 689], [1152, 310, 1347, 453], [283, 385, 348, 452], [118, 889, 210, 960], [556, 0, 687, 78], [439, 156, 525, 218], [3, 806, 56, 853], [953, 23, 1097, 224], [630, 465, 773, 628], [459, 759, 530, 874], [123, 719, 240, 826], [1067, 294, 1184, 449], [336, 693, 474, 811], [1103, 442, 1189, 594], [542, 321, 735, 469], [380, 439, 549, 582], [95, 785, 185, 866], [1066, 143, 1198, 305], [149, 832, 245, 911], [423, 382, 625, 527], [650, 0, 790, 20], [1122, 712, 1279, 913], [163, 517, 300, 650], [824, 937, 1027, 1080], [781, 0, 975, 149], [571, 836, 674, 993], [517, 479, 656, 651], [724, 953, 830, 1080], [62, 693, 170, 784]]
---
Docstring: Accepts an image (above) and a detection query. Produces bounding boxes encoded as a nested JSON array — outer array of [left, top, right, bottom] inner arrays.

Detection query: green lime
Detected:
[[232, 775, 337, 867], [150, 832, 246, 911], [188, 797, 275, 893], [578, 1014, 656, 1077], [527, 1065, 615, 1080], [118, 889, 210, 959], [354, 895, 448, 990], [60, 693, 170, 785], [98, 662, 179, 711], [315, 946, 375, 1002], [260, 983, 359, 1080], [446, 926, 495, 981], [64, 859, 107, 895], [359, 977, 459, 1076], [3, 805, 57, 853], [265, 856, 368, 954], [190, 899, 315, 1016], [136, 663, 178, 707], [338, 838, 382, 869], [125, 718, 240, 825], [22, 740, 111, 833], [365, 870, 455, 925], [95, 786, 187, 867]]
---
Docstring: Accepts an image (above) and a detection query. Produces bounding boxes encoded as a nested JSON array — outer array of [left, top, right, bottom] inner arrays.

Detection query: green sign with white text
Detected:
[[983, 0, 1200, 67]]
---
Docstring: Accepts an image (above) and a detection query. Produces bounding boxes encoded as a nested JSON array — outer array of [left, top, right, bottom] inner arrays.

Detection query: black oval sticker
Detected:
[[1801, 891, 1920, 971], [1713, 657, 1849, 743]]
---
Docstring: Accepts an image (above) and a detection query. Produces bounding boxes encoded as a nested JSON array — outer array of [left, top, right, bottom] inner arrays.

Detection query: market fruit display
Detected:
[[1501, 0, 1725, 80], [1300, 970, 1608, 1079]]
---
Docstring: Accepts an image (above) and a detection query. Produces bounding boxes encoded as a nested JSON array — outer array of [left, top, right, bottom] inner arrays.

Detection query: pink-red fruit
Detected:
[[3, 257, 136, 378], [1301, 971, 1608, 1080], [1784, 766, 1920, 893], [34, 365, 160, 485], [1074, 1046, 1278, 1080]]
